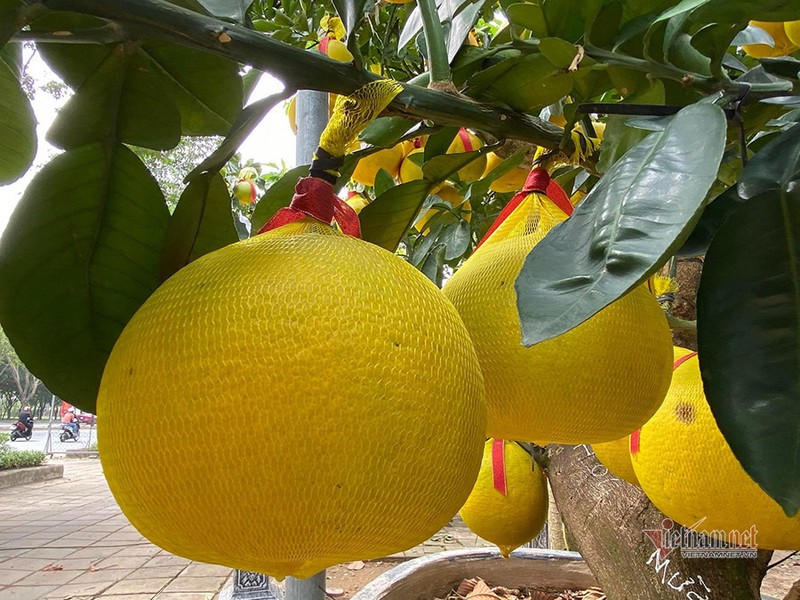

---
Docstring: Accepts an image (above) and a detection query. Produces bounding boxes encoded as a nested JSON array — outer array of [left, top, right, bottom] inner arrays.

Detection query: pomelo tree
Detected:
[[0, 0, 799, 597]]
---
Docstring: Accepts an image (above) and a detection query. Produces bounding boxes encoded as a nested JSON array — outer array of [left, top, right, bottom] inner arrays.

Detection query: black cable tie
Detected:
[[309, 146, 344, 184]]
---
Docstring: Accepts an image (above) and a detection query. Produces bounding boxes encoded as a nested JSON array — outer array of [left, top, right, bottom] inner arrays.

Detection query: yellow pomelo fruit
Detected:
[[460, 439, 548, 557], [448, 130, 487, 182], [399, 147, 425, 183], [98, 219, 486, 579], [351, 145, 405, 187], [743, 21, 799, 58], [482, 152, 529, 194], [321, 37, 354, 62], [592, 436, 639, 486], [786, 21, 800, 46], [345, 192, 370, 214], [631, 348, 800, 550], [443, 194, 672, 443], [286, 98, 297, 135], [415, 184, 471, 234], [549, 113, 567, 127]]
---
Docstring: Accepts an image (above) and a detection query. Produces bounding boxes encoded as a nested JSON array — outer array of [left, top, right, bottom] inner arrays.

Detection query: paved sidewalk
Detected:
[[0, 460, 488, 599]]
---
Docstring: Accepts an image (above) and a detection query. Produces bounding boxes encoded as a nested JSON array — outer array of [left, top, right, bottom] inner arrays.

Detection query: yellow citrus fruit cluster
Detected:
[[443, 192, 673, 444], [742, 20, 800, 58], [459, 439, 548, 557], [98, 219, 486, 579], [631, 347, 800, 550]]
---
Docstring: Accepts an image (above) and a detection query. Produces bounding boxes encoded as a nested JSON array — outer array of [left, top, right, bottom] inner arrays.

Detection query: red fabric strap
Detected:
[[457, 128, 473, 153], [673, 351, 698, 370], [491, 439, 508, 495], [477, 168, 572, 248], [259, 177, 361, 238]]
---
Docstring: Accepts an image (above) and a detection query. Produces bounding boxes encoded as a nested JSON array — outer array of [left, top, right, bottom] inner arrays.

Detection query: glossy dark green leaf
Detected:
[[186, 91, 290, 181], [738, 123, 800, 199], [0, 0, 22, 49], [160, 173, 238, 281], [505, 3, 547, 35], [249, 164, 309, 232], [47, 44, 181, 151], [0, 58, 35, 184], [421, 244, 446, 286], [697, 188, 800, 516], [360, 180, 432, 251], [516, 104, 726, 345], [373, 168, 395, 196], [469, 54, 573, 112], [676, 186, 745, 257], [0, 144, 169, 413], [424, 127, 459, 161], [443, 220, 471, 260], [693, 0, 800, 22], [36, 18, 242, 139], [196, 0, 253, 22], [359, 117, 416, 146], [423, 148, 490, 182], [760, 57, 800, 80], [446, 2, 484, 62], [332, 0, 367, 45], [539, 37, 580, 69]]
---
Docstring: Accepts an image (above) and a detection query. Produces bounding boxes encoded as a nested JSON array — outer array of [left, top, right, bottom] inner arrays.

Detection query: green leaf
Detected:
[[677, 186, 744, 257], [0, 143, 169, 413], [505, 3, 547, 36], [443, 220, 471, 260], [421, 244, 446, 286], [423, 148, 489, 182], [468, 148, 525, 200], [693, 0, 800, 22], [538, 37, 579, 69], [196, 0, 254, 22], [250, 164, 308, 232], [697, 188, 800, 516], [446, 2, 484, 62], [373, 168, 395, 196], [359, 117, 416, 146], [469, 54, 573, 112], [0, 58, 35, 184], [0, 0, 22, 49], [35, 18, 242, 140], [332, 0, 368, 45], [516, 104, 727, 345], [738, 123, 800, 199], [160, 172, 238, 281], [47, 44, 181, 151], [424, 126, 459, 161], [186, 91, 290, 181], [360, 180, 432, 251]]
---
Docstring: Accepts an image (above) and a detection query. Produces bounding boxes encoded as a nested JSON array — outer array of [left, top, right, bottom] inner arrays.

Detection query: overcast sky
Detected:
[[0, 49, 296, 234]]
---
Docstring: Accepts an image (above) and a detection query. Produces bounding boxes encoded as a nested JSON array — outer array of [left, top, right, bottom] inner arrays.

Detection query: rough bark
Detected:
[[670, 258, 703, 351], [546, 445, 772, 599]]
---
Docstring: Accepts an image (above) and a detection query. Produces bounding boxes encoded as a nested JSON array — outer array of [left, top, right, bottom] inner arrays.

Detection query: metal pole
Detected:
[[226, 89, 330, 600], [284, 87, 329, 600]]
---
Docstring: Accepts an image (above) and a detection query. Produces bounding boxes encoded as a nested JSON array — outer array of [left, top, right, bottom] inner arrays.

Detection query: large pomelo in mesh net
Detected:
[[443, 193, 672, 444], [97, 219, 486, 579], [631, 348, 800, 550]]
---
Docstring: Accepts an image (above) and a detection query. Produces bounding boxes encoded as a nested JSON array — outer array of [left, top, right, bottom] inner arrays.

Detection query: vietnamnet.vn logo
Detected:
[[643, 518, 758, 559]]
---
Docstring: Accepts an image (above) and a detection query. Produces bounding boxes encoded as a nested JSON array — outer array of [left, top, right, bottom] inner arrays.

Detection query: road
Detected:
[[2, 420, 98, 453]]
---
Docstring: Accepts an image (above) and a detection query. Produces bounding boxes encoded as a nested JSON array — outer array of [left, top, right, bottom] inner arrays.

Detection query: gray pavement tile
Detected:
[[180, 564, 231, 578], [43, 580, 112, 598], [95, 554, 154, 571], [66, 546, 122, 560], [66, 567, 134, 585], [15, 549, 76, 561], [143, 555, 191, 569], [126, 566, 186, 580], [113, 546, 161, 558], [155, 593, 216, 600], [1, 557, 68, 572], [0, 585, 59, 599], [103, 577, 172, 595], [17, 569, 82, 586], [160, 576, 228, 593], [0, 568, 29, 585]]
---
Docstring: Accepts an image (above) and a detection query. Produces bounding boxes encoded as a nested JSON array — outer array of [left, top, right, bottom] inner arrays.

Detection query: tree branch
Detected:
[[416, 0, 451, 88], [32, 0, 569, 151]]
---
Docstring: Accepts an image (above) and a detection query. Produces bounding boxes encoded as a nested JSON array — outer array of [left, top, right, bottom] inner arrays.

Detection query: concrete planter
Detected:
[[0, 463, 64, 489], [351, 548, 597, 600]]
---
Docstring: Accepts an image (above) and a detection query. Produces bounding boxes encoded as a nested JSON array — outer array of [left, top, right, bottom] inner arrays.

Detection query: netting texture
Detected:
[[98, 220, 486, 579]]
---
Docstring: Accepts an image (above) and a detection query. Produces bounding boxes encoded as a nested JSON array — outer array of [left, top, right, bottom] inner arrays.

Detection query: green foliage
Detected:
[[0, 431, 46, 471]]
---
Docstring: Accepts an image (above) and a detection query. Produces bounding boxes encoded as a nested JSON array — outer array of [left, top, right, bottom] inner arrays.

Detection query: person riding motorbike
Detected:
[[61, 406, 79, 438], [17, 405, 33, 436]]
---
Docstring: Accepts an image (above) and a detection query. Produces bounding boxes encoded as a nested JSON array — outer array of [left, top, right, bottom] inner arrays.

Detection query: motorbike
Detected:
[[59, 423, 80, 443], [9, 420, 33, 442]]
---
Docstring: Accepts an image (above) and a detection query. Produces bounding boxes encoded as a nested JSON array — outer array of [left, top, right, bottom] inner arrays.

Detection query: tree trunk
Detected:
[[546, 444, 772, 599]]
